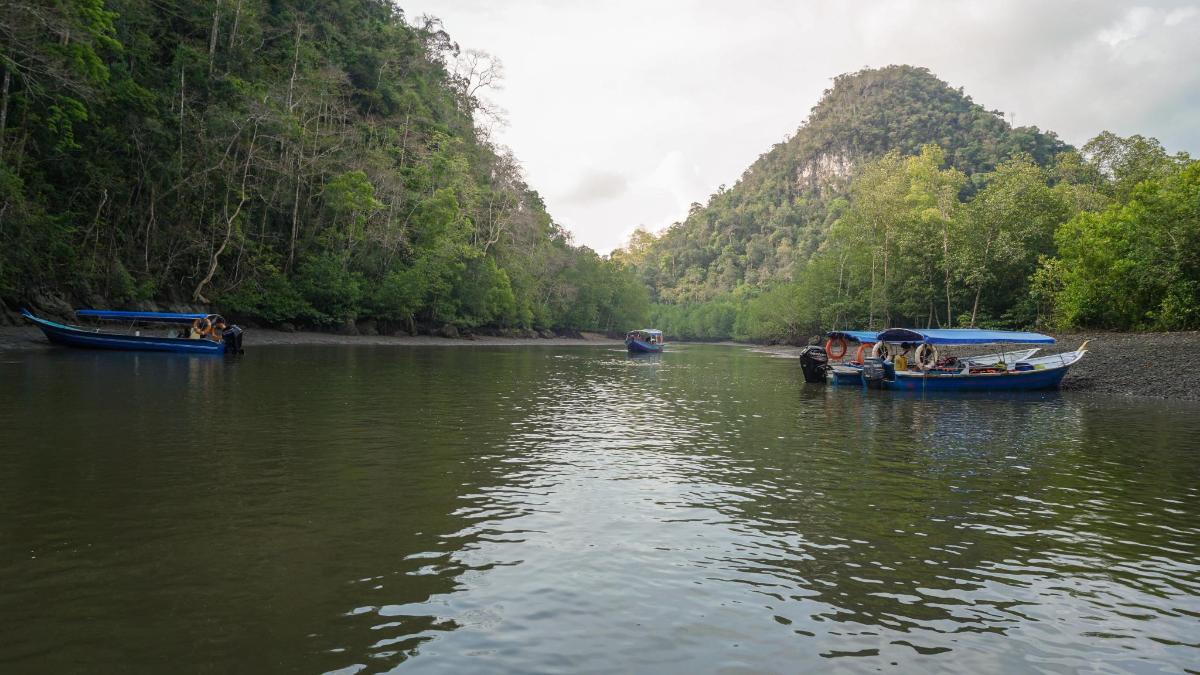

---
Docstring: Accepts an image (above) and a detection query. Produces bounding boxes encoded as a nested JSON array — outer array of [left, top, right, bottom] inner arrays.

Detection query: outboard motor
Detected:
[[862, 357, 887, 389], [799, 345, 829, 383], [222, 325, 244, 354]]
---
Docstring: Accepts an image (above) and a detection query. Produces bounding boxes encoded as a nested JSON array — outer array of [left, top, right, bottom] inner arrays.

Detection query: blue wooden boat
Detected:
[[625, 329, 664, 353], [821, 328, 1086, 392], [21, 308, 244, 355]]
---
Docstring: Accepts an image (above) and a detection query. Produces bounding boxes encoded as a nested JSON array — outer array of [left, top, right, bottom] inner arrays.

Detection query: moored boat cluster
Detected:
[[800, 328, 1088, 392]]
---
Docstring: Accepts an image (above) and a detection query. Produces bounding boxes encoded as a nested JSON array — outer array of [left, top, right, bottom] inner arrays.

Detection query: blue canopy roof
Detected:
[[76, 309, 213, 324], [827, 330, 879, 343], [874, 328, 1055, 345]]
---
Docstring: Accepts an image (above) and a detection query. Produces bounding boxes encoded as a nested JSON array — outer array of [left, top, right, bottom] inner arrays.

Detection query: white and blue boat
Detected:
[[625, 329, 664, 354], [22, 308, 244, 355], [822, 328, 1086, 392]]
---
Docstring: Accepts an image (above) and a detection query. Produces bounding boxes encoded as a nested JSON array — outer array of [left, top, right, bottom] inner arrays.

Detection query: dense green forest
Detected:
[[4, 17, 1195, 343], [618, 67, 1197, 341], [0, 0, 648, 333]]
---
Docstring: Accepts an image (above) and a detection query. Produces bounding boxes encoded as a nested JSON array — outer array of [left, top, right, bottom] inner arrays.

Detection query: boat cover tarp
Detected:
[[76, 309, 209, 324], [827, 330, 879, 343], [630, 329, 662, 335], [874, 328, 1055, 345]]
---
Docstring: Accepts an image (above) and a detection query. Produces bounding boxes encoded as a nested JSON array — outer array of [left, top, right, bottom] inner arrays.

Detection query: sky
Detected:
[[402, 0, 1200, 254]]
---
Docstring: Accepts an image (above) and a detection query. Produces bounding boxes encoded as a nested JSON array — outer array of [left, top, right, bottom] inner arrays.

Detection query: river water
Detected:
[[1, 344, 1198, 673]]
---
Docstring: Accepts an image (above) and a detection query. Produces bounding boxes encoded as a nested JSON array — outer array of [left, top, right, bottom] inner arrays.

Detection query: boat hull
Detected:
[[829, 364, 863, 385], [884, 366, 1070, 392], [626, 339, 663, 354], [22, 311, 227, 355]]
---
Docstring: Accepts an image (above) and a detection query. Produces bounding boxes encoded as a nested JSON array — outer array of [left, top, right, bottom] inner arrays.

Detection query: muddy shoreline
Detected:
[[4, 326, 1198, 401]]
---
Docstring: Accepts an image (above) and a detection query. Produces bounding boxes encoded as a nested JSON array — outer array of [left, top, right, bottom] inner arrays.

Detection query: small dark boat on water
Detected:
[[22, 308, 244, 355], [625, 329, 664, 353]]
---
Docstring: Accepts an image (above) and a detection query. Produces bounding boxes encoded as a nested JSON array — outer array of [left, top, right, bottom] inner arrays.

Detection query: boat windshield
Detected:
[[627, 330, 662, 344]]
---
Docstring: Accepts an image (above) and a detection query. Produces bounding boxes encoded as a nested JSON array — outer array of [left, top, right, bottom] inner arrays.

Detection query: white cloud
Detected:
[[1164, 6, 1199, 24], [646, 151, 704, 222], [404, 0, 1200, 253], [560, 169, 630, 205]]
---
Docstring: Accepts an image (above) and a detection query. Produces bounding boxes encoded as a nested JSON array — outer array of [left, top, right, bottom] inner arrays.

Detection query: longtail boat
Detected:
[[816, 328, 1086, 392], [625, 329, 664, 354], [21, 308, 244, 355]]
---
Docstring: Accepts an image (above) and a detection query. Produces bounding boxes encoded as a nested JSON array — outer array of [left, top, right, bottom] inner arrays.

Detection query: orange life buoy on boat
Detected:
[[825, 336, 848, 360], [191, 317, 212, 338], [854, 342, 874, 364]]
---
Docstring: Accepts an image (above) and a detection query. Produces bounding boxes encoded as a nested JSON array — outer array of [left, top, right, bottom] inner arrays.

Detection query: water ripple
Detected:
[[0, 346, 1197, 672]]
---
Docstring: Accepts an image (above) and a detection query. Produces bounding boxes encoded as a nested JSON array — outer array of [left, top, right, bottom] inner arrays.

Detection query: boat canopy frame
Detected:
[[826, 330, 880, 343], [75, 309, 225, 325], [829, 327, 1055, 346], [875, 328, 1055, 345]]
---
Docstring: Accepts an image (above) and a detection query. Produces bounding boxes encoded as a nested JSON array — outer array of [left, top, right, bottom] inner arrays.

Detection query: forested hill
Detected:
[[622, 65, 1197, 341], [0, 1, 647, 333], [623, 65, 1068, 303]]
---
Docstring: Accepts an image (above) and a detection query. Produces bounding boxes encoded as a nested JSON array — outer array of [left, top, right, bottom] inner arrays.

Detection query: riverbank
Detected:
[[5, 326, 1197, 401], [750, 330, 1200, 402], [0, 326, 621, 351]]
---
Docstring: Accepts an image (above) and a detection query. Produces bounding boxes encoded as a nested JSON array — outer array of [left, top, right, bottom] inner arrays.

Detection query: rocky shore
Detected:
[[1051, 331, 1199, 401]]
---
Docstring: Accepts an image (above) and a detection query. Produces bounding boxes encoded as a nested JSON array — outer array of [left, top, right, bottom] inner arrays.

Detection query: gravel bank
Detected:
[[1053, 331, 1200, 401]]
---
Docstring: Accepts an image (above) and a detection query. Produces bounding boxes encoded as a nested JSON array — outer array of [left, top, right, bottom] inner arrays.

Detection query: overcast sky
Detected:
[[402, 0, 1200, 254]]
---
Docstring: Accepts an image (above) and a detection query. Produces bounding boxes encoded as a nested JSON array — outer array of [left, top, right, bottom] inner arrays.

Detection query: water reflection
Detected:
[[0, 345, 1197, 673]]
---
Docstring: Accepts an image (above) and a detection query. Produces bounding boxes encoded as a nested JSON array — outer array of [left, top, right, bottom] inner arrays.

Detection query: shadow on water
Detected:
[[0, 345, 1198, 673]]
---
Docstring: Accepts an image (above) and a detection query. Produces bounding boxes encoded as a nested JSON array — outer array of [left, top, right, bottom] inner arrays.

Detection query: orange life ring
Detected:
[[825, 336, 848, 360], [854, 342, 874, 363], [191, 317, 212, 337]]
